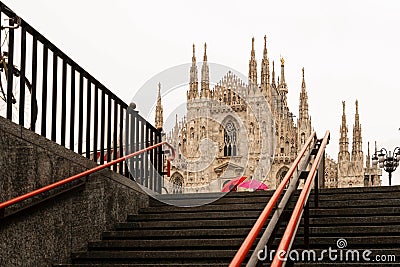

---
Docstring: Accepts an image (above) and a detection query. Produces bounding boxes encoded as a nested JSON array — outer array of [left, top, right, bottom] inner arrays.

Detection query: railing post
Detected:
[[31, 35, 38, 132], [19, 26, 26, 126], [51, 52, 58, 142], [6, 18, 14, 121], [61, 59, 67, 146], [93, 85, 99, 162], [85, 79, 91, 159]]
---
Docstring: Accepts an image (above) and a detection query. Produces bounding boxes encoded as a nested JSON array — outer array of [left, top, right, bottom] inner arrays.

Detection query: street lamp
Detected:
[[372, 147, 400, 186]]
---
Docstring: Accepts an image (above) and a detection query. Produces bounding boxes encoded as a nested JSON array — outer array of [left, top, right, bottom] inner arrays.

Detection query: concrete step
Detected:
[[127, 210, 263, 221], [71, 250, 237, 264], [140, 198, 400, 214], [115, 218, 259, 230], [310, 206, 400, 217], [87, 238, 244, 251], [125, 213, 400, 230], [55, 264, 227, 267], [102, 227, 257, 240], [150, 191, 274, 206], [308, 215, 400, 226]]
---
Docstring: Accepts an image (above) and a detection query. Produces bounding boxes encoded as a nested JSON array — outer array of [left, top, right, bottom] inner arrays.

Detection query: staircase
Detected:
[[55, 185, 400, 266], [55, 190, 275, 267], [272, 186, 400, 267]]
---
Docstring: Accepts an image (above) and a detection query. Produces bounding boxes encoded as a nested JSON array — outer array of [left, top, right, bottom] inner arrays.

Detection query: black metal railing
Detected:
[[0, 2, 163, 193]]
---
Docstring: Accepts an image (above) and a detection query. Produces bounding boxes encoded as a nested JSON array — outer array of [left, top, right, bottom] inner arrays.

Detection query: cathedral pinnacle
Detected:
[[248, 37, 257, 86], [155, 82, 163, 131], [201, 42, 210, 98], [263, 35, 267, 57], [272, 60, 276, 86], [157, 82, 161, 104], [203, 42, 207, 62], [356, 99, 359, 115], [188, 43, 199, 100], [251, 37, 255, 58], [279, 56, 287, 93], [299, 67, 309, 121]]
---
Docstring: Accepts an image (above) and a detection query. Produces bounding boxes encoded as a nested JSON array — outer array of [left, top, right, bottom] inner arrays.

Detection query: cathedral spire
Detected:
[[298, 68, 309, 121], [155, 82, 163, 131], [338, 101, 350, 163], [352, 99, 363, 162], [279, 57, 286, 86], [366, 141, 371, 169], [188, 44, 198, 100], [271, 60, 276, 88], [261, 35, 271, 102], [297, 67, 312, 148], [278, 57, 288, 107], [200, 42, 210, 98], [248, 37, 257, 87]]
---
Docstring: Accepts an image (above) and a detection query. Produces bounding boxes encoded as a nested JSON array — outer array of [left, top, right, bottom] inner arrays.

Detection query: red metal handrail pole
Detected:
[[271, 131, 330, 267], [0, 141, 175, 210], [229, 131, 316, 267]]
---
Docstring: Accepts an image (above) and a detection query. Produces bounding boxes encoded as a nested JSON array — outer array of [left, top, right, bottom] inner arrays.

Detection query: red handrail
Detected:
[[271, 131, 330, 267], [0, 141, 175, 211], [229, 131, 317, 267]]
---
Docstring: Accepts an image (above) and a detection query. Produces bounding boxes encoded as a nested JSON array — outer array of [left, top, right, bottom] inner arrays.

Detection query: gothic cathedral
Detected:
[[154, 36, 381, 193]]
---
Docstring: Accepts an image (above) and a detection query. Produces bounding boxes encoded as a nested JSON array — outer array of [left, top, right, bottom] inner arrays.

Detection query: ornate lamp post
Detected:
[[372, 147, 400, 186]]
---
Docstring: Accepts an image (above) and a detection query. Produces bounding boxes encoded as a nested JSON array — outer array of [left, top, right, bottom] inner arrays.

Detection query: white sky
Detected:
[[4, 0, 400, 185]]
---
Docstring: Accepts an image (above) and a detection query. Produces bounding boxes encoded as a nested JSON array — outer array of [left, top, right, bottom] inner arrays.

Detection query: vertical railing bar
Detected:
[[157, 132, 163, 193], [69, 67, 75, 151], [149, 127, 154, 191], [92, 84, 99, 163], [30, 35, 37, 131], [85, 79, 91, 159], [77, 72, 83, 154], [106, 94, 112, 164], [99, 89, 105, 165], [136, 115, 141, 182], [51, 52, 58, 142], [113, 99, 118, 172], [119, 104, 124, 175], [124, 110, 130, 178], [18, 26, 26, 126], [40, 46, 48, 137], [129, 110, 136, 181], [6, 19, 14, 121], [143, 121, 148, 188], [60, 59, 67, 146]]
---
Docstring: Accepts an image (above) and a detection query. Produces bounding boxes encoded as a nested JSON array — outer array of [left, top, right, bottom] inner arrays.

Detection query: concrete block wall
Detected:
[[0, 116, 149, 266]]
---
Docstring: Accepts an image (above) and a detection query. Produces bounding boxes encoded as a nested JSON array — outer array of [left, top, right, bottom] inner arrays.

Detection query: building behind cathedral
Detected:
[[154, 36, 381, 193]]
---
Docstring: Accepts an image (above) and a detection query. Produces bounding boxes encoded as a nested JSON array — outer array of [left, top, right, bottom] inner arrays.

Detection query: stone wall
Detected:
[[0, 116, 149, 266]]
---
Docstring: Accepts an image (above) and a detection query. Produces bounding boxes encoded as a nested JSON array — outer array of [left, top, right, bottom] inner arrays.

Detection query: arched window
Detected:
[[224, 121, 237, 156], [190, 127, 194, 139], [201, 126, 206, 138], [301, 133, 306, 145]]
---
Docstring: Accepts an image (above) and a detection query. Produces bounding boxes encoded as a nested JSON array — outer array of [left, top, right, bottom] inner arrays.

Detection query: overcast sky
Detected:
[[4, 0, 400, 185]]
